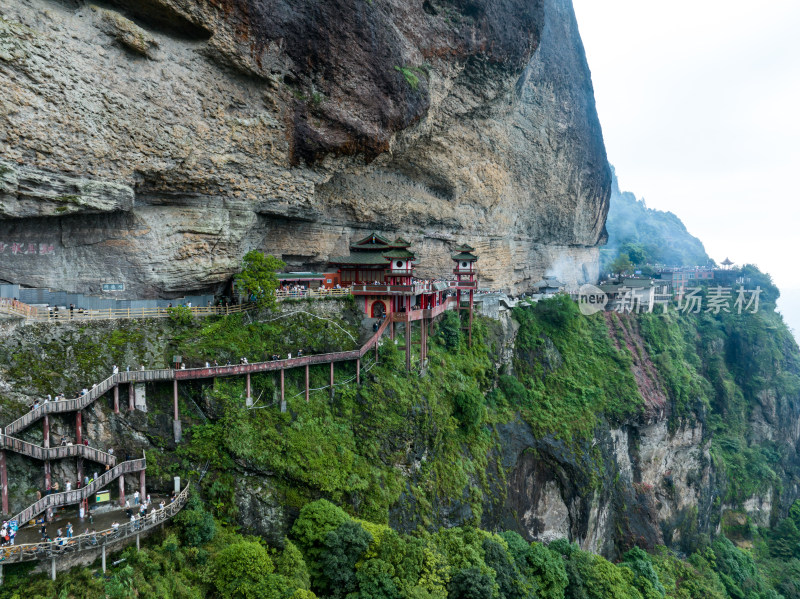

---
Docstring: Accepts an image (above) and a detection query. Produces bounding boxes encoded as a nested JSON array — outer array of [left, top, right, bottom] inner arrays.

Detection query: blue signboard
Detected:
[[102, 283, 124, 291]]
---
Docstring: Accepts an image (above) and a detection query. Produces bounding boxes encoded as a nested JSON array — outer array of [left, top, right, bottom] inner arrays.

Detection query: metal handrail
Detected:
[[12, 458, 146, 525], [1, 484, 189, 564]]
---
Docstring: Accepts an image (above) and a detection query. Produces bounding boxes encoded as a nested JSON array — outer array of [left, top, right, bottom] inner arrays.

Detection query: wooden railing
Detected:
[[25, 303, 253, 323], [350, 283, 428, 295], [391, 296, 456, 323], [12, 457, 146, 525], [275, 288, 351, 300], [4, 370, 175, 435], [0, 298, 39, 319], [1, 436, 115, 466], [1, 484, 188, 564]]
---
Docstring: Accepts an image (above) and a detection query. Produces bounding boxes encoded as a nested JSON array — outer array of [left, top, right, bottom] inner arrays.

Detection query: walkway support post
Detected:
[[280, 369, 286, 412], [113, 385, 119, 414], [305, 364, 310, 402], [173, 379, 181, 443], [405, 321, 411, 371], [329, 362, 334, 399], [51, 557, 56, 581], [102, 544, 106, 572], [139, 469, 146, 503], [136, 533, 140, 551], [0, 450, 7, 515], [76, 410, 82, 445], [356, 358, 360, 385], [119, 475, 125, 507], [246, 373, 252, 407], [128, 382, 135, 412]]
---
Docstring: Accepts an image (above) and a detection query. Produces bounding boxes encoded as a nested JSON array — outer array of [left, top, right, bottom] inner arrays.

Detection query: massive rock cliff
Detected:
[[0, 0, 608, 297]]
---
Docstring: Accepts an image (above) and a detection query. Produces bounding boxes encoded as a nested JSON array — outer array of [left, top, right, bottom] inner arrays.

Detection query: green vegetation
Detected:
[[511, 295, 642, 441], [6, 499, 793, 599], [3, 262, 800, 597], [394, 66, 420, 90], [235, 250, 286, 310]]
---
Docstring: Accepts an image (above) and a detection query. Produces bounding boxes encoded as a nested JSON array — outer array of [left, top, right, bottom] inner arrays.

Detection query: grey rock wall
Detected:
[[0, 0, 608, 297]]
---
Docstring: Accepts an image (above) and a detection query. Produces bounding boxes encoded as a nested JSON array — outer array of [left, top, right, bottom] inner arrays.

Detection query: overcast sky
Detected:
[[572, 1, 800, 296]]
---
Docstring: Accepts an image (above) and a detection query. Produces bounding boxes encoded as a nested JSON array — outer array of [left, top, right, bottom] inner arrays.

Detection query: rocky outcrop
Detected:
[[0, 0, 608, 296]]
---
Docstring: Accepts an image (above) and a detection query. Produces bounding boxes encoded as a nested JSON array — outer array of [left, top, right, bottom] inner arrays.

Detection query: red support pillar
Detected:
[[390, 321, 394, 341], [76, 410, 82, 445], [139, 469, 146, 502], [43, 414, 50, 448], [44, 460, 51, 491], [77, 457, 83, 489], [469, 289, 474, 347], [119, 475, 125, 507], [128, 383, 135, 412], [405, 321, 411, 371], [113, 385, 119, 414], [305, 364, 310, 402], [329, 362, 334, 399], [246, 373, 251, 404], [356, 358, 361, 385], [1, 450, 8, 515]]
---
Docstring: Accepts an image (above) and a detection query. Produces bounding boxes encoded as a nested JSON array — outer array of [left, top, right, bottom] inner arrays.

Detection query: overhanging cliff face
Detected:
[[0, 0, 608, 297]]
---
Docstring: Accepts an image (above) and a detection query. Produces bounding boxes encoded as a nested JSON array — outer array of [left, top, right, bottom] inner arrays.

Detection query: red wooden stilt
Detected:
[[305, 364, 310, 402], [119, 475, 125, 507], [356, 358, 361, 385], [280, 369, 285, 403], [329, 362, 334, 398], [113, 385, 119, 414], [128, 382, 135, 411], [76, 410, 82, 445], [139, 469, 146, 501], [246, 373, 251, 404]]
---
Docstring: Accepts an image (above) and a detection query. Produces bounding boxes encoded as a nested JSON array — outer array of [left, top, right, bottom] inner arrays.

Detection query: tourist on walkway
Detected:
[[66, 522, 73, 538], [111, 521, 119, 531], [65, 480, 71, 491], [112, 364, 119, 375], [134, 490, 140, 505]]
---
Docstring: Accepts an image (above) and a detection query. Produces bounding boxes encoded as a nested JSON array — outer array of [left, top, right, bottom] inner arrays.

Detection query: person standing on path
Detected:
[[134, 490, 140, 505], [66, 522, 73, 538]]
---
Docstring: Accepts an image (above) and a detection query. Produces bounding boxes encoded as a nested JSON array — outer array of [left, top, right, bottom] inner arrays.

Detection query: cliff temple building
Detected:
[[327, 233, 479, 353]]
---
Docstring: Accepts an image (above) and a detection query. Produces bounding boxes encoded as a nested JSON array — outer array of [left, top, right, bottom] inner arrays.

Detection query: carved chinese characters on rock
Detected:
[[0, 242, 56, 255]]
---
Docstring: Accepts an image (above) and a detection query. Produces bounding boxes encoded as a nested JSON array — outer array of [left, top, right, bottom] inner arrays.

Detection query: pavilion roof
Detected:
[[454, 243, 476, 253], [392, 237, 411, 247], [383, 248, 416, 259], [721, 257, 734, 266], [328, 253, 389, 266], [352, 232, 392, 248], [452, 251, 478, 261]]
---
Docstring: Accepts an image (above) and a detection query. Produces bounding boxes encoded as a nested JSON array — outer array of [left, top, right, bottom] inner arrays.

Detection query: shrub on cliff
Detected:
[[235, 250, 286, 310]]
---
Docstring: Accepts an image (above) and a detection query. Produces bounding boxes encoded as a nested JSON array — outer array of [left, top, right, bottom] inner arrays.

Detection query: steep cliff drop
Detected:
[[0, 0, 608, 297]]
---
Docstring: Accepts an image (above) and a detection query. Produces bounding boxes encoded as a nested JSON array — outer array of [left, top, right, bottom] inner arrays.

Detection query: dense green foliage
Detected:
[[511, 295, 643, 441], [235, 251, 286, 310], [8, 502, 793, 599]]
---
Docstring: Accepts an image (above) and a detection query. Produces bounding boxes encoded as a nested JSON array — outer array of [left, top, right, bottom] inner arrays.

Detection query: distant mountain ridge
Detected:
[[602, 166, 710, 271]]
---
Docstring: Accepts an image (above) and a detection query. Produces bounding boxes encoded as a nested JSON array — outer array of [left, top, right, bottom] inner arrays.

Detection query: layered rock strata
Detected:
[[0, 0, 608, 297]]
